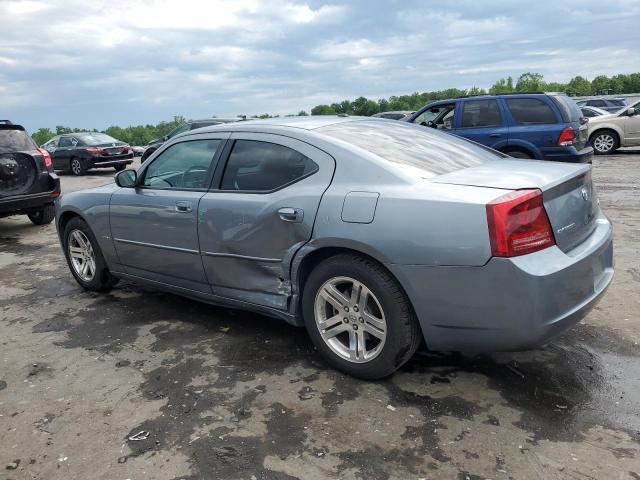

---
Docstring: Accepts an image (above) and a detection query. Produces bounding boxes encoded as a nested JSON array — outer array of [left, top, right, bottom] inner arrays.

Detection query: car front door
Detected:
[[109, 134, 229, 293], [198, 133, 335, 310], [53, 136, 73, 169], [451, 99, 507, 148], [624, 103, 640, 143]]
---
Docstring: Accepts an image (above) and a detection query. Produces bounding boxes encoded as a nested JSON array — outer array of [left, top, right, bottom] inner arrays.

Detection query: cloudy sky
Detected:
[[1, 0, 639, 131]]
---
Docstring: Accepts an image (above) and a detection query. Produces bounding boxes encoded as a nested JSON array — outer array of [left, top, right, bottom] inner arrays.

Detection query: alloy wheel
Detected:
[[68, 229, 96, 281], [314, 276, 387, 363], [71, 159, 82, 175], [593, 134, 615, 153]]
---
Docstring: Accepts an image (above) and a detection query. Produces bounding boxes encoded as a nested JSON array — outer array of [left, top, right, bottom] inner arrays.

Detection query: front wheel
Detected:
[[591, 130, 619, 155], [27, 205, 55, 225], [302, 254, 421, 379], [70, 158, 86, 176], [63, 217, 118, 291]]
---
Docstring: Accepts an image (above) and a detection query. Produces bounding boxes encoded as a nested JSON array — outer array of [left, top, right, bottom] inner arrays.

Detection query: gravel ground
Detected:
[[1, 151, 639, 480]]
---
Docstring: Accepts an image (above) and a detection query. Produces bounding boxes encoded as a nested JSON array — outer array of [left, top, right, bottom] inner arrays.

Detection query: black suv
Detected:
[[141, 118, 244, 161], [41, 132, 134, 176], [0, 121, 60, 225]]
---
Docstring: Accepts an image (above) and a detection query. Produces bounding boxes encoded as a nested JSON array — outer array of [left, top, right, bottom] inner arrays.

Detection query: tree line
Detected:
[[31, 72, 640, 146]]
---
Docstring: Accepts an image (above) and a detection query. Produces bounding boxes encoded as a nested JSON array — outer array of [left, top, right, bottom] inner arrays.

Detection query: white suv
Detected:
[[588, 101, 640, 154]]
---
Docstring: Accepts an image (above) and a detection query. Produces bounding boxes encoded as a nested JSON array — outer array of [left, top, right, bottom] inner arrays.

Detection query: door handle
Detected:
[[489, 133, 502, 138], [175, 201, 192, 213], [278, 207, 304, 223]]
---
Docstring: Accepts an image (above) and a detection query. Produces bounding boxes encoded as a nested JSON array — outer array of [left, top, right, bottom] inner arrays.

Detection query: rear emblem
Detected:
[[581, 187, 589, 201]]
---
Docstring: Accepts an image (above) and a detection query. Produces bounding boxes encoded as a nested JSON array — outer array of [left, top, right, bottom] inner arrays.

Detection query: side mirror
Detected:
[[626, 108, 635, 116], [163, 135, 169, 141], [115, 169, 137, 188]]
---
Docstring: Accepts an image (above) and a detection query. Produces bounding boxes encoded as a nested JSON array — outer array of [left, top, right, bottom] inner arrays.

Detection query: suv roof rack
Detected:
[[453, 91, 549, 99]]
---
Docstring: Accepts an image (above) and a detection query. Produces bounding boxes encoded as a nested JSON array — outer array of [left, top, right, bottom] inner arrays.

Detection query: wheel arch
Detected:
[[498, 143, 539, 159]]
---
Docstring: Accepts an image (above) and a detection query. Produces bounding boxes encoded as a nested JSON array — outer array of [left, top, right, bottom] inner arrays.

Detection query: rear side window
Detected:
[[460, 100, 501, 128], [0, 128, 36, 153], [58, 137, 73, 147], [506, 98, 558, 125], [221, 140, 318, 192], [550, 95, 584, 122]]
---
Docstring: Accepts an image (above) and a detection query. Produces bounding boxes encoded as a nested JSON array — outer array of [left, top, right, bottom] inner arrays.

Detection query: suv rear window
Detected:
[[506, 98, 558, 125], [317, 120, 501, 178], [0, 127, 36, 153]]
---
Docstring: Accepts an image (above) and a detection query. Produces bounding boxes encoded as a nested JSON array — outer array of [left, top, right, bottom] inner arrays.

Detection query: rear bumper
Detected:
[[388, 212, 613, 351], [0, 173, 61, 215], [543, 146, 594, 163]]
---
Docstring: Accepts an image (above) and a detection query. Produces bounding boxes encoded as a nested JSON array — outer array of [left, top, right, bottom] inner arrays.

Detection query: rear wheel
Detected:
[[114, 164, 126, 172], [591, 130, 619, 155], [302, 254, 421, 379], [70, 158, 86, 176], [27, 205, 55, 225], [504, 149, 533, 159], [63, 217, 118, 291]]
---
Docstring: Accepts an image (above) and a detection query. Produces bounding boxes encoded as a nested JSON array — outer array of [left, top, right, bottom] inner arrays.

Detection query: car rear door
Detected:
[[451, 98, 508, 148], [197, 133, 335, 310], [109, 134, 229, 293], [52, 136, 73, 169]]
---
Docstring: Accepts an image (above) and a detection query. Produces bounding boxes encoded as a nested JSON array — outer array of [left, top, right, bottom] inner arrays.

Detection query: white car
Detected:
[[588, 101, 640, 154]]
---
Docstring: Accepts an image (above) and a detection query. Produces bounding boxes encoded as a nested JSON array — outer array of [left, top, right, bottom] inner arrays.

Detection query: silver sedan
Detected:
[[55, 117, 614, 379]]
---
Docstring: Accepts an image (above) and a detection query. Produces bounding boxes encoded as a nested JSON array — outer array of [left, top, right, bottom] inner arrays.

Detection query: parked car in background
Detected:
[[42, 132, 134, 176], [576, 98, 627, 113], [1, 121, 60, 224], [141, 117, 244, 161], [404, 93, 592, 163], [580, 106, 610, 118], [55, 117, 612, 379], [588, 101, 640, 154], [372, 111, 414, 120], [131, 146, 146, 157]]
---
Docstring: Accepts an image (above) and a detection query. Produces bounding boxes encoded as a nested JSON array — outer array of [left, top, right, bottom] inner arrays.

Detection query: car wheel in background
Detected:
[[591, 130, 619, 155], [27, 205, 55, 225], [140, 148, 155, 162], [70, 158, 86, 176], [114, 164, 126, 171], [63, 217, 118, 291], [504, 149, 533, 159], [302, 253, 421, 379]]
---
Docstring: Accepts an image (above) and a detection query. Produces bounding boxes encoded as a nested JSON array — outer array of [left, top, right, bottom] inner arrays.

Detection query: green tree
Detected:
[[311, 104, 337, 115], [31, 128, 55, 146], [351, 96, 379, 116], [489, 76, 514, 94], [591, 75, 611, 95], [515, 72, 545, 91], [297, 110, 308, 116], [565, 76, 592, 96]]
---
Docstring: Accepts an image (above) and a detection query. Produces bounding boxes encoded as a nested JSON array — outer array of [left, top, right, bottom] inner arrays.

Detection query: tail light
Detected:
[[37, 147, 52, 169], [86, 147, 104, 156], [486, 189, 555, 257], [557, 127, 575, 146], [122, 145, 130, 153]]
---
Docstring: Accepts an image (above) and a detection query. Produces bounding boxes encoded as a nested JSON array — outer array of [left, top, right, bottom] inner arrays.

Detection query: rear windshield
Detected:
[[0, 128, 36, 153], [317, 120, 501, 178], [550, 95, 583, 122], [77, 133, 119, 145]]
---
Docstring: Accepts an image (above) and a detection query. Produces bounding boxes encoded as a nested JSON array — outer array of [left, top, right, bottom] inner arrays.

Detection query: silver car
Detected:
[[55, 117, 614, 379]]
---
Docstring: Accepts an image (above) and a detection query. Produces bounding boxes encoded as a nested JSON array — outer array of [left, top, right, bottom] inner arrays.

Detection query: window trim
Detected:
[[458, 99, 503, 130], [213, 139, 320, 194], [136, 138, 226, 192]]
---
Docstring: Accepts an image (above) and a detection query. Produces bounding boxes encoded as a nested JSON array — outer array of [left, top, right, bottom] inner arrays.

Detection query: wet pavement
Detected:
[[1, 152, 639, 480]]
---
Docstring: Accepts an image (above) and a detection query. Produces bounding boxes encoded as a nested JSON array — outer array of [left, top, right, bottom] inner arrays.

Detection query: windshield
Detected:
[[78, 133, 120, 145], [317, 120, 502, 178]]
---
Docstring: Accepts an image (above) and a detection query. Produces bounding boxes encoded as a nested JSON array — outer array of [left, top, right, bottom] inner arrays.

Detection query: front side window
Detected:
[[460, 100, 502, 128], [142, 139, 221, 189], [413, 104, 456, 130], [506, 98, 557, 125], [221, 140, 318, 192]]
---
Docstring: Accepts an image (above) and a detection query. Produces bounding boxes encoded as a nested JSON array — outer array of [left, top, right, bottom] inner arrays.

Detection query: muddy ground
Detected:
[[1, 151, 639, 480]]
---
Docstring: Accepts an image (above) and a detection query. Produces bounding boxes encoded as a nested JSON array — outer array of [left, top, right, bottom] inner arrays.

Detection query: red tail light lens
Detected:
[[557, 127, 574, 146], [122, 145, 130, 153], [486, 189, 555, 257], [37, 147, 52, 169], [86, 147, 104, 156]]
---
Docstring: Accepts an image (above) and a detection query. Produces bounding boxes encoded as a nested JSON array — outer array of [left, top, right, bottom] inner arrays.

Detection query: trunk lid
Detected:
[[433, 159, 598, 252]]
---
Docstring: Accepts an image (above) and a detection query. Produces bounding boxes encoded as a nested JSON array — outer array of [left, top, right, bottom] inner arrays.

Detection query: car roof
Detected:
[[189, 117, 244, 123], [193, 115, 369, 133]]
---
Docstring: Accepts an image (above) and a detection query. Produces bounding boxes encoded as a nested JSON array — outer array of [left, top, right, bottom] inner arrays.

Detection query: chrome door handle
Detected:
[[278, 207, 303, 223], [175, 201, 192, 213]]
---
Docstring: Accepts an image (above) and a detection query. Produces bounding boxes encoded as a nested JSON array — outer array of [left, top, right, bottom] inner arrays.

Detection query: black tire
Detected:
[[302, 253, 421, 379], [27, 205, 55, 225], [504, 149, 533, 159], [590, 129, 619, 155], [63, 217, 118, 291], [114, 164, 127, 172], [141, 148, 156, 162], [70, 158, 86, 176]]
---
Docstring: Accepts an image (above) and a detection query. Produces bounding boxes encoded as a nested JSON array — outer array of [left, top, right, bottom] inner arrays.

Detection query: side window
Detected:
[[460, 100, 502, 128], [142, 139, 221, 189], [582, 109, 597, 118], [58, 137, 72, 147], [506, 98, 558, 125], [70, 137, 79, 147], [588, 100, 606, 107], [221, 140, 318, 192]]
